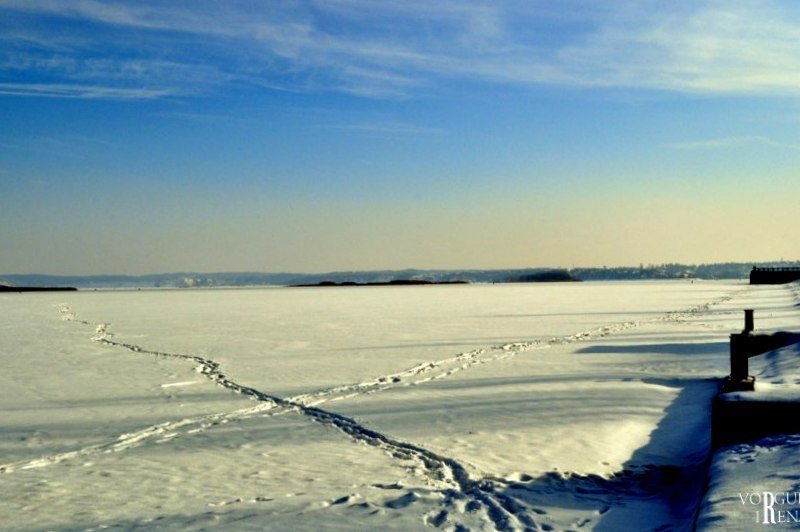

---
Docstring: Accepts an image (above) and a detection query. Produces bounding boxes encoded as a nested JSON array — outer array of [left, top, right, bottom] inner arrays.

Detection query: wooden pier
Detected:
[[750, 266, 800, 285]]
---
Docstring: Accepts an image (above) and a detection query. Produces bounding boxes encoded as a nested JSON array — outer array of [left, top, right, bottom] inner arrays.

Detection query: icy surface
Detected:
[[1, 281, 798, 530]]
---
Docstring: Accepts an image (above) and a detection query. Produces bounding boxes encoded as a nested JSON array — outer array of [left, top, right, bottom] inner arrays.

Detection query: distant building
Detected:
[[749, 266, 800, 285]]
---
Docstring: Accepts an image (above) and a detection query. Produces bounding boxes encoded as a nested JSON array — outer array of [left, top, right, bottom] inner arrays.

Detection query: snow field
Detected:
[[1, 281, 797, 530]]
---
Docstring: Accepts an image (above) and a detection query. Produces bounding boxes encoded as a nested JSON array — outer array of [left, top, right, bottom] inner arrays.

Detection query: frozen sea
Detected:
[[2, 280, 799, 531]]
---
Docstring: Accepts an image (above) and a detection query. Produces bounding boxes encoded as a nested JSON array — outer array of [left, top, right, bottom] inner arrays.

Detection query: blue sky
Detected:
[[1, 0, 799, 275]]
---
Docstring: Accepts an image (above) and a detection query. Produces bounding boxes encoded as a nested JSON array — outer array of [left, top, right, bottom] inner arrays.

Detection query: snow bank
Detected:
[[698, 340, 800, 531], [698, 431, 800, 530]]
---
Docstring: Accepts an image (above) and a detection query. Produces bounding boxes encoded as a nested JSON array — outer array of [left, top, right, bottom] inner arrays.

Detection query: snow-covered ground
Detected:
[[1, 280, 798, 531], [697, 282, 800, 530]]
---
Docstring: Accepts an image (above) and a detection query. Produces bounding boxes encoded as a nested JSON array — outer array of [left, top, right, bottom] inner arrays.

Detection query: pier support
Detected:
[[722, 310, 800, 393]]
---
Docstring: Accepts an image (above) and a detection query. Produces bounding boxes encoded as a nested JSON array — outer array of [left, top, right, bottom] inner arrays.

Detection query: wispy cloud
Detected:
[[555, 1, 800, 95], [0, 82, 172, 100], [669, 135, 800, 151], [156, 111, 257, 123], [323, 121, 445, 135], [3, 1, 800, 100], [62, 134, 116, 147]]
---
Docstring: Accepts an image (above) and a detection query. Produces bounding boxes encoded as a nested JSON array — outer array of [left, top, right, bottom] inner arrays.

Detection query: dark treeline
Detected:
[[3, 261, 799, 289]]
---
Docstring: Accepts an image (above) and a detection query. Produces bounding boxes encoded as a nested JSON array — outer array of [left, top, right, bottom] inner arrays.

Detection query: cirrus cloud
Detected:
[[2, 0, 800, 100]]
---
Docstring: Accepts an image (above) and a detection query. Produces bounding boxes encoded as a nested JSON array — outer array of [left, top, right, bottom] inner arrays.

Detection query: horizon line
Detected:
[[3, 260, 799, 279]]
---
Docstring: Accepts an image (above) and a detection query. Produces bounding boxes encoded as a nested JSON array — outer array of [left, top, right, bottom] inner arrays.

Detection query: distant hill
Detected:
[[2, 262, 797, 289], [508, 270, 581, 283]]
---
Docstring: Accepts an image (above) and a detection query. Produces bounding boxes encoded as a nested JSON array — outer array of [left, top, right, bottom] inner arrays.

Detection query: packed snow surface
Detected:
[[1, 281, 798, 531], [697, 282, 800, 531]]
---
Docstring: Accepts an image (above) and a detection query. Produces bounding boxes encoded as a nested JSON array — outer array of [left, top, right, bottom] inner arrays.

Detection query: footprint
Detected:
[[385, 492, 418, 509], [426, 510, 448, 527], [372, 482, 403, 490], [465, 500, 481, 512], [331, 494, 357, 506]]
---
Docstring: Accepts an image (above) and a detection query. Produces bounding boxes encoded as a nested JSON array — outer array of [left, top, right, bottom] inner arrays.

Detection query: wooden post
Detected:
[[729, 334, 749, 383], [744, 309, 754, 333]]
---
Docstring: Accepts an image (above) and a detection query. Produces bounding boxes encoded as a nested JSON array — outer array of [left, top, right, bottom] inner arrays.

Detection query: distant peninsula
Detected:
[[291, 279, 469, 288], [0, 285, 77, 292]]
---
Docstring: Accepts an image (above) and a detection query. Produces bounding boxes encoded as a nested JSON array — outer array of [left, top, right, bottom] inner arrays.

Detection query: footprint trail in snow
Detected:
[[3, 290, 742, 530]]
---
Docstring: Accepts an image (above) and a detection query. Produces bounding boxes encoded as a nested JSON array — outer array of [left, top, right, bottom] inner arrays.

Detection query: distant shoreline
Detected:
[[290, 280, 469, 288], [0, 286, 78, 292], [2, 262, 796, 289]]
